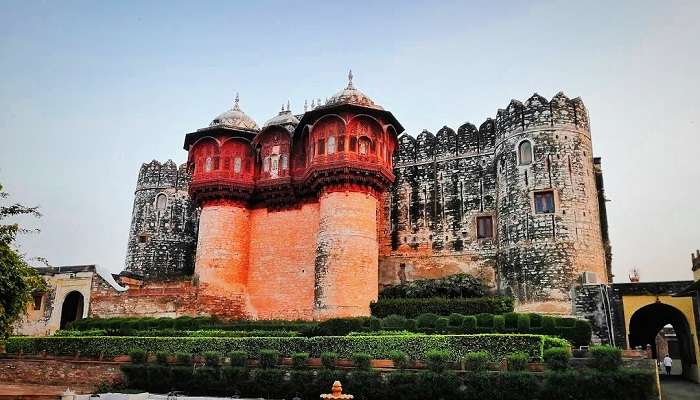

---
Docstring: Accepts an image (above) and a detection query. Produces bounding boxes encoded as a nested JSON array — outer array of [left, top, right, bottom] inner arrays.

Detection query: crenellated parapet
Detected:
[[136, 160, 190, 192], [495, 92, 590, 139]]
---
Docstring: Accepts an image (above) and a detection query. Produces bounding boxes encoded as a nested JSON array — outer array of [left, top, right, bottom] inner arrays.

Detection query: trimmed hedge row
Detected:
[[118, 367, 658, 400], [370, 297, 514, 318], [7, 334, 547, 361], [54, 329, 299, 338], [379, 274, 487, 299], [67, 316, 316, 333]]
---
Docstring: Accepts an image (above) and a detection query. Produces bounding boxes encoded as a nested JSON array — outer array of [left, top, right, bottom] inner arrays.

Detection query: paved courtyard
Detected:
[[660, 377, 700, 400]]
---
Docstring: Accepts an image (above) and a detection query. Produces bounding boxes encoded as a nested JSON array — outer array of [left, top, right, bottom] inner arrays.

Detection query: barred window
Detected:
[[476, 216, 494, 239], [518, 141, 533, 165], [534, 190, 555, 214]]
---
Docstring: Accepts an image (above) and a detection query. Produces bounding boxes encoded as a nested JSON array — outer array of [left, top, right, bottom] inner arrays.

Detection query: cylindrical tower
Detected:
[[295, 71, 403, 318], [184, 94, 259, 318], [494, 92, 607, 313]]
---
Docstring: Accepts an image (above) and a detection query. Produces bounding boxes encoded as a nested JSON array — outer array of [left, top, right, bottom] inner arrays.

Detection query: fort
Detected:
[[16, 73, 611, 327]]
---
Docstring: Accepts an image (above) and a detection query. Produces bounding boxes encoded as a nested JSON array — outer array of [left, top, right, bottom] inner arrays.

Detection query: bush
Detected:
[[588, 345, 622, 371], [435, 317, 449, 332], [541, 316, 556, 334], [378, 273, 487, 299], [448, 313, 464, 327], [425, 349, 450, 373], [416, 313, 440, 329], [258, 349, 280, 369], [388, 350, 409, 369], [228, 350, 247, 367], [476, 313, 494, 329], [369, 316, 382, 331], [517, 314, 531, 331], [291, 352, 309, 369], [504, 313, 519, 329], [493, 315, 505, 332], [321, 352, 337, 369], [462, 316, 477, 332], [202, 351, 220, 367], [129, 349, 147, 364], [507, 352, 528, 371], [371, 296, 514, 318], [318, 317, 368, 336], [529, 313, 542, 328], [542, 369, 657, 400], [544, 347, 570, 371], [543, 336, 570, 351], [571, 320, 593, 347], [175, 352, 192, 365], [352, 352, 372, 370], [464, 351, 489, 372], [155, 351, 170, 365], [381, 314, 407, 330], [404, 319, 417, 332]]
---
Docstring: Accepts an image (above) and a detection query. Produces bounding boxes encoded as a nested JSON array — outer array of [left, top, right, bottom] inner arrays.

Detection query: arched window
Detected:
[[155, 194, 167, 211], [263, 157, 270, 172], [327, 136, 336, 154], [359, 137, 370, 155], [204, 156, 213, 172], [281, 154, 288, 170], [234, 157, 242, 174], [270, 155, 279, 178], [518, 141, 533, 165]]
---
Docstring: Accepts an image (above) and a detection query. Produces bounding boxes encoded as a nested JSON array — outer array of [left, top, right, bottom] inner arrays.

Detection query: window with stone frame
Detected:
[[476, 215, 494, 239], [534, 190, 555, 214], [155, 193, 167, 211], [327, 136, 336, 154], [32, 292, 43, 310], [518, 140, 533, 165]]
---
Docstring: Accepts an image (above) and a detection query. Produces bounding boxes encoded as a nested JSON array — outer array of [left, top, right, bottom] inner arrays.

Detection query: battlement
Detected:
[[495, 92, 589, 137], [136, 160, 190, 191], [395, 118, 496, 164], [692, 250, 700, 271]]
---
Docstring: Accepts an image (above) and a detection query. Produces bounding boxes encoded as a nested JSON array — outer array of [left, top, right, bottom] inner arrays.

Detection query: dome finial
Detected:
[[281, 103, 285, 112], [234, 92, 240, 110], [347, 69, 354, 89], [287, 100, 291, 112], [304, 99, 308, 112]]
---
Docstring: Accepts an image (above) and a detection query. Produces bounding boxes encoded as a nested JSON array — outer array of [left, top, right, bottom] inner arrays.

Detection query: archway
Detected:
[[628, 302, 696, 380], [59, 291, 84, 329]]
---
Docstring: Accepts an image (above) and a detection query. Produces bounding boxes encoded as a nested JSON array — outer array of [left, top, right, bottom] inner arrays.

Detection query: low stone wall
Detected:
[[0, 356, 123, 389]]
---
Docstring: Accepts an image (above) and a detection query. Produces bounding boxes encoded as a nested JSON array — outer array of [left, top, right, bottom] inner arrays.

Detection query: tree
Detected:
[[0, 183, 46, 338]]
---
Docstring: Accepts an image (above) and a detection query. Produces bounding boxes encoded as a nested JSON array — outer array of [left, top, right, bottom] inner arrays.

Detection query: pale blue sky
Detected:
[[1, 1, 698, 282]]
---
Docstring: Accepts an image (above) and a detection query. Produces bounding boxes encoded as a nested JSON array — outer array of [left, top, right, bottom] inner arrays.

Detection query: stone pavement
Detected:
[[660, 377, 700, 400]]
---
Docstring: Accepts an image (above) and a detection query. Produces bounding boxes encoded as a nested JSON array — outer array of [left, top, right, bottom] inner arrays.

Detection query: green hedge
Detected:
[[7, 334, 546, 361], [67, 317, 317, 334], [379, 274, 487, 299], [118, 366, 658, 400], [370, 297, 514, 318]]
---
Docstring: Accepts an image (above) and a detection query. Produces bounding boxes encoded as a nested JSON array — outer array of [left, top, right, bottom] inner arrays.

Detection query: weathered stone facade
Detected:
[[381, 93, 609, 312], [124, 160, 198, 279]]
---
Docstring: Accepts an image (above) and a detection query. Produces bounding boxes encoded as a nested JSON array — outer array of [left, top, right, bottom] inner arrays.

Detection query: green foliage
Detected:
[[544, 347, 571, 371], [351, 352, 372, 370], [416, 313, 440, 328], [543, 336, 570, 350], [464, 351, 490, 372], [258, 349, 280, 368], [404, 318, 417, 331], [155, 351, 170, 365], [128, 349, 147, 364], [318, 317, 368, 336], [320, 352, 337, 369], [462, 315, 477, 332], [291, 352, 309, 369], [369, 316, 382, 331], [435, 317, 449, 332], [7, 333, 548, 361], [371, 296, 514, 318], [228, 350, 247, 367], [175, 352, 192, 365], [202, 351, 221, 366], [448, 313, 464, 327], [425, 349, 450, 372], [541, 316, 556, 333], [517, 314, 531, 331], [476, 313, 494, 328], [507, 352, 528, 371], [379, 273, 487, 299], [588, 345, 622, 370], [504, 313, 519, 329], [67, 316, 317, 333], [381, 314, 407, 330], [493, 315, 505, 332], [529, 313, 542, 328], [541, 369, 657, 400], [388, 350, 409, 369]]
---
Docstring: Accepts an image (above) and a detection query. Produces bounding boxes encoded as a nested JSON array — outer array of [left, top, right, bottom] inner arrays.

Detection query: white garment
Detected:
[[663, 356, 673, 367]]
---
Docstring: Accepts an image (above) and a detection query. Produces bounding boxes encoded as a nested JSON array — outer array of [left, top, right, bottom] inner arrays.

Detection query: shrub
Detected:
[[155, 351, 170, 365], [291, 352, 309, 369], [529, 313, 542, 328], [462, 316, 477, 332], [120, 364, 147, 389], [588, 345, 622, 371], [369, 316, 382, 331], [388, 350, 409, 369], [571, 320, 593, 347], [318, 317, 368, 336], [517, 314, 531, 331], [202, 351, 220, 367], [404, 319, 417, 332], [504, 312, 519, 329], [425, 349, 450, 373], [493, 315, 505, 332], [352, 352, 372, 370], [175, 352, 192, 365], [371, 296, 514, 318], [543, 336, 570, 350], [448, 313, 464, 327], [146, 364, 173, 392], [258, 349, 280, 369], [321, 352, 337, 369], [416, 313, 440, 329], [464, 351, 489, 372], [381, 314, 407, 330], [544, 347, 570, 371], [228, 350, 247, 367], [129, 349, 147, 364], [435, 317, 449, 332], [476, 313, 494, 328], [541, 316, 556, 334], [378, 273, 487, 299], [507, 352, 528, 371]]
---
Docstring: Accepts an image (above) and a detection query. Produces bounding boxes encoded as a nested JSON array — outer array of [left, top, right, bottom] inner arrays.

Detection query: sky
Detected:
[[1, 0, 698, 283]]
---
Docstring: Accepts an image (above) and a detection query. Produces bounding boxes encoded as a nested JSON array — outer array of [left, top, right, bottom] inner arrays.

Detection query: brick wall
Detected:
[[0, 358, 122, 389]]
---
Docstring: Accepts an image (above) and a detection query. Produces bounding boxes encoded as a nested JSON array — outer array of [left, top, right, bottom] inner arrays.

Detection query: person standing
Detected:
[[662, 354, 673, 375]]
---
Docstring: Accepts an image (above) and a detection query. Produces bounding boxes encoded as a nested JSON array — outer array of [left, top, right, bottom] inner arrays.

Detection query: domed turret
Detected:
[[322, 70, 383, 110], [208, 93, 259, 132], [262, 102, 299, 132]]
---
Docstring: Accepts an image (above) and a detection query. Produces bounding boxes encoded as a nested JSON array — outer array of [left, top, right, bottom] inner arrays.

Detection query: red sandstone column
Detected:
[[314, 189, 379, 319], [195, 199, 250, 317]]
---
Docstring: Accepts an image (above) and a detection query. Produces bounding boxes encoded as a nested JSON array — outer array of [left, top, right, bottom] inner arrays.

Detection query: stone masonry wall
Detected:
[[0, 358, 123, 389], [124, 160, 198, 279]]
